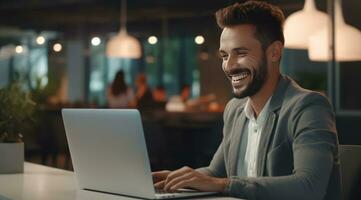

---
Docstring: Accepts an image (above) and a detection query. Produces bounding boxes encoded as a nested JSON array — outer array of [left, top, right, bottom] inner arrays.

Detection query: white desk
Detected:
[[0, 163, 240, 200]]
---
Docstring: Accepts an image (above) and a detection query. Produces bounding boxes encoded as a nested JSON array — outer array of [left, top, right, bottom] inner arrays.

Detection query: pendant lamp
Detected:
[[284, 0, 328, 49], [308, 0, 361, 61], [106, 0, 141, 59]]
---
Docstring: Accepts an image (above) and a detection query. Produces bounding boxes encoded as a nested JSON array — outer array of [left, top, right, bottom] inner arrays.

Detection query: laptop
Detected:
[[62, 109, 217, 199]]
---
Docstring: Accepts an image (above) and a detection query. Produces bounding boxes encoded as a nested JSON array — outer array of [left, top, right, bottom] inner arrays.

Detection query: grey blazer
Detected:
[[197, 75, 341, 200]]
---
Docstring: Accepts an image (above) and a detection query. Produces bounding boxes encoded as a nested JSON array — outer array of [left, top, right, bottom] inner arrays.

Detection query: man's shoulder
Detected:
[[281, 77, 332, 112], [224, 98, 247, 114], [226, 98, 247, 109]]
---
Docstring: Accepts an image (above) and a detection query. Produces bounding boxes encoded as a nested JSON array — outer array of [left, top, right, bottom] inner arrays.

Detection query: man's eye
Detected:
[[236, 51, 247, 56]]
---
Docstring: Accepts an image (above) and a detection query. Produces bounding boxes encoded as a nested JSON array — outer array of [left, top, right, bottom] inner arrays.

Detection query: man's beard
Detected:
[[232, 57, 268, 99]]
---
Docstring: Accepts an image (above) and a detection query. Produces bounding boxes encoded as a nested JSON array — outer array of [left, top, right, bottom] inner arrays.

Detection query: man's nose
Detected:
[[224, 55, 237, 72]]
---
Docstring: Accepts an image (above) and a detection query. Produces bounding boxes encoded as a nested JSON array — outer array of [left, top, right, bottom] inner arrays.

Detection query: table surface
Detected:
[[0, 162, 241, 200]]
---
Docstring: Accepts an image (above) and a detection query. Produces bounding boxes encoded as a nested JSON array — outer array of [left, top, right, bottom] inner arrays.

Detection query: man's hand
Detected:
[[153, 166, 229, 193], [152, 170, 171, 187]]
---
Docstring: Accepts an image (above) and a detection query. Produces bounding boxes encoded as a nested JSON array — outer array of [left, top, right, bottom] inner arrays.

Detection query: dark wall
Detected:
[[198, 21, 232, 104]]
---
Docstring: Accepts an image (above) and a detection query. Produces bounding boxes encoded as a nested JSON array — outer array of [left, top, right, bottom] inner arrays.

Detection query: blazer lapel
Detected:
[[256, 112, 277, 176], [229, 111, 247, 176], [256, 75, 290, 176]]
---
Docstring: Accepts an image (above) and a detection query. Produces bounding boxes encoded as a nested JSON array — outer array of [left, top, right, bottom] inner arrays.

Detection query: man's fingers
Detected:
[[153, 170, 171, 174], [154, 166, 194, 191], [165, 166, 193, 185], [170, 177, 197, 192], [164, 172, 194, 191], [152, 170, 171, 182], [152, 170, 171, 177], [154, 180, 165, 189]]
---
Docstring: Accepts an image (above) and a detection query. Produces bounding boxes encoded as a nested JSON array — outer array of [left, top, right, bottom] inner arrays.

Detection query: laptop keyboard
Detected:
[[155, 188, 194, 194], [155, 189, 168, 194], [155, 189, 215, 199], [155, 189, 178, 198]]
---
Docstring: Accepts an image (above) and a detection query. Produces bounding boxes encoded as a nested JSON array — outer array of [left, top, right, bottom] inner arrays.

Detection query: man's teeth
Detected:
[[231, 72, 249, 83]]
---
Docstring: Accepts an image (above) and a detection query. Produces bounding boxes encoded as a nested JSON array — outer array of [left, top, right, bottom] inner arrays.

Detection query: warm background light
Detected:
[[91, 37, 101, 46], [194, 35, 205, 45], [53, 43, 62, 52], [106, 31, 142, 58], [284, 0, 327, 49], [308, 0, 361, 61], [15, 45, 23, 54], [36, 36, 45, 45], [148, 36, 158, 45], [106, 0, 142, 58]]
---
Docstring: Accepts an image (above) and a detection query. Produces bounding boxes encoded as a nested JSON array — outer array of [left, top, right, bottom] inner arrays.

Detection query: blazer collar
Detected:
[[256, 75, 291, 176], [227, 75, 291, 177], [268, 75, 291, 113], [232, 74, 290, 113]]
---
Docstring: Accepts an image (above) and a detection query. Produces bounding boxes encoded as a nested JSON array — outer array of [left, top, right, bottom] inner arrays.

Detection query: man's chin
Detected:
[[232, 89, 248, 99], [233, 94, 248, 99]]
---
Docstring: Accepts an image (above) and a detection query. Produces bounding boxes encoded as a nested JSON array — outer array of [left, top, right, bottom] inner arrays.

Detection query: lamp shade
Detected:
[[308, 0, 361, 61], [106, 31, 142, 59], [284, 0, 328, 49]]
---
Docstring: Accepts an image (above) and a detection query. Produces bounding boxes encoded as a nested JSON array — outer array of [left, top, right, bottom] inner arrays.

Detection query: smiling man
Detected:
[[152, 1, 341, 199]]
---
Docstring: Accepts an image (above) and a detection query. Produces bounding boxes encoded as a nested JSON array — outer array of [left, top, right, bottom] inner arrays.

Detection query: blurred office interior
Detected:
[[0, 0, 360, 172]]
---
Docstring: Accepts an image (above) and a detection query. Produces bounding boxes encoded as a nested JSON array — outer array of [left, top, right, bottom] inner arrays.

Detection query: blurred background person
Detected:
[[166, 84, 191, 112], [107, 70, 134, 108], [166, 83, 219, 112], [179, 84, 219, 111], [180, 84, 191, 103], [134, 73, 156, 111], [152, 85, 167, 110]]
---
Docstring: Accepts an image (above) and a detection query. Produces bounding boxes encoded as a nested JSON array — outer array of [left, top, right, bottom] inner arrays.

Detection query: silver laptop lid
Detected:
[[62, 109, 156, 199]]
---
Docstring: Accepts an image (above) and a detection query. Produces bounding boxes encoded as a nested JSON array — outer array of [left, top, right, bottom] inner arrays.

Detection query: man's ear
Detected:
[[266, 41, 283, 62]]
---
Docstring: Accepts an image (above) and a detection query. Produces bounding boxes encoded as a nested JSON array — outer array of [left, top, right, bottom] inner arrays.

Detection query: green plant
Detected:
[[0, 82, 36, 143]]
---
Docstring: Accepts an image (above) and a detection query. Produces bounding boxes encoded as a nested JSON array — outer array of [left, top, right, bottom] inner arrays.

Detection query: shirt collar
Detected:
[[244, 97, 272, 125]]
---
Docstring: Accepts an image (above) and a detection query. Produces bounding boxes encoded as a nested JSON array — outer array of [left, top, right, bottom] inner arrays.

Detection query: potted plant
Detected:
[[0, 82, 36, 173]]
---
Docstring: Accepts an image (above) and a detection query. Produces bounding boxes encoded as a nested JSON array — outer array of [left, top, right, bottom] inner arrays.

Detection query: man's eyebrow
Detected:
[[232, 47, 249, 51], [218, 47, 250, 54]]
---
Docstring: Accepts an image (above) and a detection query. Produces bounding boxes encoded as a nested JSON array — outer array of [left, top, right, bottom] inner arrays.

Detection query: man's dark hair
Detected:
[[215, 0, 285, 50]]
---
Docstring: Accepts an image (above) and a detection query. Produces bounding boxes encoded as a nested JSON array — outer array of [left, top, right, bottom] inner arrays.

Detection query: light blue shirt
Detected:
[[237, 97, 271, 177]]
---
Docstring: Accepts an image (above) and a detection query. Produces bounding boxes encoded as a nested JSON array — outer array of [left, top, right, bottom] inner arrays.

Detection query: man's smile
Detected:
[[231, 71, 250, 84]]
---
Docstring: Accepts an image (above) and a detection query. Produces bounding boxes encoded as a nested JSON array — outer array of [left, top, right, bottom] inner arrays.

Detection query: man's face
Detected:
[[219, 24, 268, 99]]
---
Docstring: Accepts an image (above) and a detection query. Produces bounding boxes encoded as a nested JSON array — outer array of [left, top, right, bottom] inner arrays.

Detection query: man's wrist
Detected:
[[214, 178, 230, 192]]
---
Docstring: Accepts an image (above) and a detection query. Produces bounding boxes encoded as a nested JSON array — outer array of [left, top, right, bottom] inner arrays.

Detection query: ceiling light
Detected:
[[15, 45, 23, 54], [284, 0, 328, 49], [195, 35, 205, 45], [308, 0, 361, 61], [36, 36, 46, 45], [91, 37, 101, 46], [53, 43, 62, 52], [106, 0, 141, 59], [148, 36, 158, 45]]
